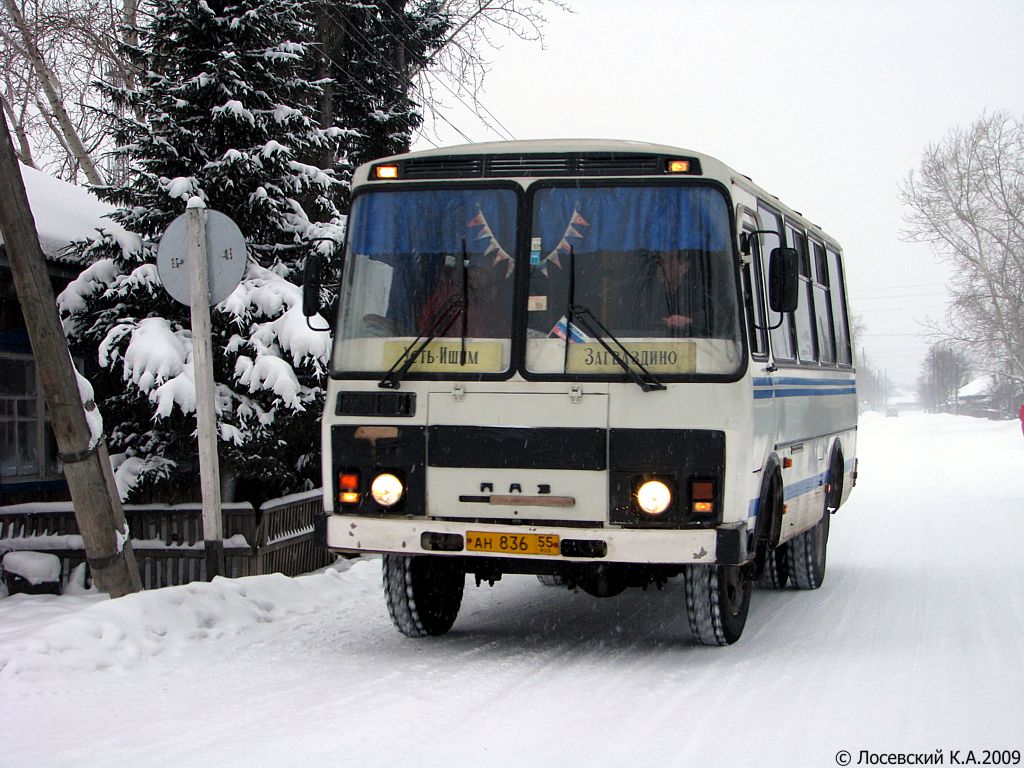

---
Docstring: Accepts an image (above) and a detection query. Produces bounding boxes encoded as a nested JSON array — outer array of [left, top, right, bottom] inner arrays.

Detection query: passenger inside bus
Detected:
[[417, 254, 512, 338], [626, 250, 698, 336]]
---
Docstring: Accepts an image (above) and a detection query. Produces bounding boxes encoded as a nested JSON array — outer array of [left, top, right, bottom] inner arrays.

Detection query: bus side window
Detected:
[[826, 247, 853, 365], [743, 227, 768, 357], [757, 203, 795, 361], [811, 240, 836, 364], [787, 225, 817, 364]]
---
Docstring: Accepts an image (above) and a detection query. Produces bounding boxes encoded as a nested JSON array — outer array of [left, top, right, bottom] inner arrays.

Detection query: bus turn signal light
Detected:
[[667, 159, 691, 173], [691, 480, 715, 515], [374, 164, 399, 179], [339, 472, 360, 505]]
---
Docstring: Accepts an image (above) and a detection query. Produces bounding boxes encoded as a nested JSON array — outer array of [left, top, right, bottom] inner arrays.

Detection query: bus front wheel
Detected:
[[382, 554, 465, 637], [684, 563, 751, 645]]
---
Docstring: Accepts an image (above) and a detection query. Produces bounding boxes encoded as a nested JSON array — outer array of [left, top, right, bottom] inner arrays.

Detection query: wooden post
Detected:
[[0, 109, 141, 596], [186, 201, 224, 578]]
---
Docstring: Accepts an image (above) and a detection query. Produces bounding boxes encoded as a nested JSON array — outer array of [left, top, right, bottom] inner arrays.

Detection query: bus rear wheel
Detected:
[[788, 510, 830, 590], [684, 563, 751, 645], [788, 451, 840, 590], [757, 541, 790, 589], [382, 554, 465, 637]]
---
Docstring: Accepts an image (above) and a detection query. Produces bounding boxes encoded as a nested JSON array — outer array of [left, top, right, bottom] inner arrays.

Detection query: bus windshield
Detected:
[[333, 187, 519, 376], [332, 182, 743, 379], [525, 184, 743, 377]]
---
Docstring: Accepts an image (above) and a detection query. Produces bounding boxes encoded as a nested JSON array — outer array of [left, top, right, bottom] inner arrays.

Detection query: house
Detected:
[[954, 374, 1018, 419], [0, 164, 123, 504]]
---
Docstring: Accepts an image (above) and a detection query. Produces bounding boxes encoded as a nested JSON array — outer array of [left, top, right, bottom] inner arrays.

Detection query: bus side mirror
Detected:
[[302, 252, 323, 318], [768, 247, 799, 314]]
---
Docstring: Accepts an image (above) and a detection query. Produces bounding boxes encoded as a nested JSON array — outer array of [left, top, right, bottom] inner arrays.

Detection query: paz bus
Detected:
[[303, 139, 857, 645]]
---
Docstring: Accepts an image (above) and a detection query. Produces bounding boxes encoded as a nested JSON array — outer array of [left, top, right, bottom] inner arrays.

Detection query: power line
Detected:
[[373, 1, 517, 142], [852, 281, 950, 293], [320, 5, 479, 144], [854, 292, 950, 301]]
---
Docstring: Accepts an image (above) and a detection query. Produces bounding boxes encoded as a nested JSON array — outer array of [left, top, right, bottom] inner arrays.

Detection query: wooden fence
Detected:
[[0, 490, 333, 590]]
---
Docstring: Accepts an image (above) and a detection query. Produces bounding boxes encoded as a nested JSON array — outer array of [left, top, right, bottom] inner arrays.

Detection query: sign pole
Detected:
[[186, 199, 224, 578]]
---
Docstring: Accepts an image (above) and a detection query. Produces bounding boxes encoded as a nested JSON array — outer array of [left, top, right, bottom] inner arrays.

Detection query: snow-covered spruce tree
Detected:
[[311, 0, 450, 182], [58, 0, 345, 505]]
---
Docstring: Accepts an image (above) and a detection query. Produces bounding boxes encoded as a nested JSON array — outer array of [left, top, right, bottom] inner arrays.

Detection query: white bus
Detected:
[[304, 140, 857, 645]]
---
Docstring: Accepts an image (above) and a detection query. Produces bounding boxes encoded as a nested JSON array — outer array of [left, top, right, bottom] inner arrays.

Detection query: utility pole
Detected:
[[0, 109, 141, 597]]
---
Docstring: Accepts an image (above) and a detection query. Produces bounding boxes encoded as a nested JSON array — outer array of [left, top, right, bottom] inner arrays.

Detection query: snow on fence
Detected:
[[0, 492, 333, 589]]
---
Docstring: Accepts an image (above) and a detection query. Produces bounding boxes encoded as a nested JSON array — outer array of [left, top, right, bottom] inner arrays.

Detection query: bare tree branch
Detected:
[[900, 111, 1024, 384]]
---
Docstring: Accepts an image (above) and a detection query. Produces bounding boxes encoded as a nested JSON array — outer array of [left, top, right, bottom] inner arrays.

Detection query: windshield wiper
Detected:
[[563, 245, 665, 393], [568, 304, 666, 392], [378, 295, 464, 389]]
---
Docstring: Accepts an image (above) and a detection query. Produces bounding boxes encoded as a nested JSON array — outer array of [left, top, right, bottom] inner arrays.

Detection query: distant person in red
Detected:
[[1018, 401, 1024, 438]]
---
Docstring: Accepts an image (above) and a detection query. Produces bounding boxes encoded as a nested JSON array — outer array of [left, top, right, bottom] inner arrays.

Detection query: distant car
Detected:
[[886, 407, 898, 417]]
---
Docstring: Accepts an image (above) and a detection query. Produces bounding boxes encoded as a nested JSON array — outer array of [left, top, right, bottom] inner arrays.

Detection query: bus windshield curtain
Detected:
[[348, 189, 518, 256], [532, 186, 731, 254]]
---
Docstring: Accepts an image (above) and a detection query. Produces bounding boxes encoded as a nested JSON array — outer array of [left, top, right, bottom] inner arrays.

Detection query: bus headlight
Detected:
[[636, 479, 672, 515], [370, 473, 404, 507]]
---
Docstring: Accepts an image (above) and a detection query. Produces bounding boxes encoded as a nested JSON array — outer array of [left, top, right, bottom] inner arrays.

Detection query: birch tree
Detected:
[[900, 111, 1024, 383], [0, 0, 132, 182]]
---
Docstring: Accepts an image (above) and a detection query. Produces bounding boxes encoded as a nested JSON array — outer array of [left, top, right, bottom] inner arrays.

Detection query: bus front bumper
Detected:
[[324, 515, 748, 566]]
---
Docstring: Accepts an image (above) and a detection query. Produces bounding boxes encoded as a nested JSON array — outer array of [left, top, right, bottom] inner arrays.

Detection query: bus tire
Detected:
[[684, 563, 751, 646], [788, 508, 830, 590], [789, 449, 841, 590], [757, 541, 790, 589], [382, 554, 464, 637]]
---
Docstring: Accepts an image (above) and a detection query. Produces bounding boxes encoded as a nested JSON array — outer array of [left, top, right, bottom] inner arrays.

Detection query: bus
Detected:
[[303, 139, 857, 645]]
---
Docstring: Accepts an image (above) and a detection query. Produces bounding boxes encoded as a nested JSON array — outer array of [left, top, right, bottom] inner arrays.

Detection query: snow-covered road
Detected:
[[2, 412, 1022, 767]]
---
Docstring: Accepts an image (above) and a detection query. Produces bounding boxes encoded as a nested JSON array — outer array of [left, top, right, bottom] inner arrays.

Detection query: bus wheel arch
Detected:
[[752, 455, 785, 579], [826, 442, 845, 513]]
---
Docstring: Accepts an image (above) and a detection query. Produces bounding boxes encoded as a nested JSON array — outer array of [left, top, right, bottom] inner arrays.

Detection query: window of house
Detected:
[[0, 355, 60, 482]]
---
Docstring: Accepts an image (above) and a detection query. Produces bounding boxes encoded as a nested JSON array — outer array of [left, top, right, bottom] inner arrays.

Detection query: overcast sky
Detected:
[[414, 0, 1024, 389]]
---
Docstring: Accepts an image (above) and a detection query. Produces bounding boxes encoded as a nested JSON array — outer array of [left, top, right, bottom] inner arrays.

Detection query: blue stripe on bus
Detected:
[[783, 471, 827, 501], [772, 377, 855, 386], [774, 387, 857, 397], [752, 376, 854, 386], [752, 376, 855, 400], [752, 387, 856, 399], [747, 461, 854, 519]]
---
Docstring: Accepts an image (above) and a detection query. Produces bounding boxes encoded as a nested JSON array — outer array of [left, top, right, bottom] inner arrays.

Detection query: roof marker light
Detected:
[[667, 159, 691, 174], [374, 165, 399, 179]]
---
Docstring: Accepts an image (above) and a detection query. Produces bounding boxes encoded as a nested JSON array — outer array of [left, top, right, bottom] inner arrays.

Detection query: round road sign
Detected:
[[157, 209, 247, 306]]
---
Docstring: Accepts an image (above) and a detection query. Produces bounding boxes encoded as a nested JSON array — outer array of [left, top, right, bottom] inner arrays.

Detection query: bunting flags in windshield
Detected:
[[539, 207, 589, 276], [467, 209, 514, 277]]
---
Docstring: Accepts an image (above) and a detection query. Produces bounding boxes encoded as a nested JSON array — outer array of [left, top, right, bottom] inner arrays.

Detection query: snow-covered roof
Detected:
[[958, 374, 996, 398], [0, 163, 126, 264]]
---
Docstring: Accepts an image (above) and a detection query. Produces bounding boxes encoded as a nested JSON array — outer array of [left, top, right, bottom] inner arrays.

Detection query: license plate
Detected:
[[466, 531, 560, 556]]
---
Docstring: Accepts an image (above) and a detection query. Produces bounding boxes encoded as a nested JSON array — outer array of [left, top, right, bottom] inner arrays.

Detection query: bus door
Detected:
[[740, 208, 774, 473]]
